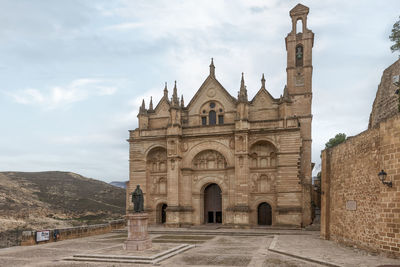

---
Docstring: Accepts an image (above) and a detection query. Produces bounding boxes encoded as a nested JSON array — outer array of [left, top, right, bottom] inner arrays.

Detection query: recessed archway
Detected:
[[156, 203, 168, 224], [258, 202, 272, 225], [204, 183, 222, 224]]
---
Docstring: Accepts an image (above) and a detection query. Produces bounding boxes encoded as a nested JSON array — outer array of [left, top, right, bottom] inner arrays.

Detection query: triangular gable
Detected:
[[152, 96, 170, 116], [186, 75, 237, 113], [250, 87, 277, 106], [290, 3, 309, 16]]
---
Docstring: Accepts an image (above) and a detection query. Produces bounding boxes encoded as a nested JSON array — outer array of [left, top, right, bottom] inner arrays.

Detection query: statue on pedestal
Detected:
[[124, 184, 151, 251], [132, 185, 144, 212]]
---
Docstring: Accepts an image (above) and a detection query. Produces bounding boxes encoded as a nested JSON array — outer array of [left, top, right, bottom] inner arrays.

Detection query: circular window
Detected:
[[210, 102, 215, 108], [219, 108, 223, 112], [203, 110, 206, 114]]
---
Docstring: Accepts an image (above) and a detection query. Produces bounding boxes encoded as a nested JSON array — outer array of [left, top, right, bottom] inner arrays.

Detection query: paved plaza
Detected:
[[0, 227, 399, 267]]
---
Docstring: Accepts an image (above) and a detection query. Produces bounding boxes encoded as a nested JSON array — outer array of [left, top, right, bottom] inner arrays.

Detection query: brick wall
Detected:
[[321, 114, 400, 258], [369, 59, 400, 129]]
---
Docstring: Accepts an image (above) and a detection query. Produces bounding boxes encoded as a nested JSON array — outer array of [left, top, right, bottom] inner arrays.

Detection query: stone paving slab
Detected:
[[269, 233, 400, 267], [0, 230, 399, 266]]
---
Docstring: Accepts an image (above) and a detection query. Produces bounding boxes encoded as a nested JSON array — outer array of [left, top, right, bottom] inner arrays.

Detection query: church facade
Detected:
[[127, 4, 314, 227]]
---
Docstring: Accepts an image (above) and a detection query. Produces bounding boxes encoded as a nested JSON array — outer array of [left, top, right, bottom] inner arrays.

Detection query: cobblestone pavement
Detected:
[[0, 229, 399, 267]]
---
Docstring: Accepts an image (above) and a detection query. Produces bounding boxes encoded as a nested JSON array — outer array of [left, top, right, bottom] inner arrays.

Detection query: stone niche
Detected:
[[250, 141, 277, 168], [147, 147, 167, 172]]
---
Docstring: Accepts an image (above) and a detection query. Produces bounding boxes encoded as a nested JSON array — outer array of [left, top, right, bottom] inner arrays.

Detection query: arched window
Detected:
[[296, 19, 303, 34], [201, 117, 207, 125], [218, 115, 224, 125], [296, 44, 303, 67], [209, 110, 216, 125]]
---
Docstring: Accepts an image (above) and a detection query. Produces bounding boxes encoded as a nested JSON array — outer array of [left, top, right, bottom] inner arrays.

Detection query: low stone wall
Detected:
[[0, 229, 23, 248], [321, 114, 400, 258], [20, 219, 125, 246]]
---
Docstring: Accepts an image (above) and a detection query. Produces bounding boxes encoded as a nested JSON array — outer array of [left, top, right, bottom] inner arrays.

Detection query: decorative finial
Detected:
[[172, 80, 179, 106], [180, 94, 184, 107], [149, 96, 153, 110], [163, 82, 168, 98], [209, 58, 215, 78], [139, 99, 146, 114], [240, 72, 245, 89], [238, 72, 248, 102], [261, 73, 266, 89]]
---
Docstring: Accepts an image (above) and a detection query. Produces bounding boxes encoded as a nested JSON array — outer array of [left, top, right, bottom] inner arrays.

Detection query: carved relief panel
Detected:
[[250, 141, 277, 168], [236, 135, 247, 152], [147, 147, 167, 172], [147, 147, 167, 196], [192, 150, 227, 170], [250, 173, 275, 193], [150, 176, 167, 195], [168, 140, 177, 156]]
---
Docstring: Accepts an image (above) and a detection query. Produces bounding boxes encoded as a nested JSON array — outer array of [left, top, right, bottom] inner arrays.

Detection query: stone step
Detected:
[[63, 244, 195, 264], [112, 229, 308, 236]]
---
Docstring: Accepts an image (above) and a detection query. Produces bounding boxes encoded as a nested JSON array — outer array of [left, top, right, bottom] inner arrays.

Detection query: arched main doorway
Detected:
[[258, 202, 272, 225], [204, 183, 222, 224], [161, 204, 167, 224], [156, 203, 168, 224]]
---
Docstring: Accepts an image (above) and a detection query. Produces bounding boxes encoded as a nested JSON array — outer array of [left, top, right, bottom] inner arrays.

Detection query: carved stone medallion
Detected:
[[207, 88, 216, 97]]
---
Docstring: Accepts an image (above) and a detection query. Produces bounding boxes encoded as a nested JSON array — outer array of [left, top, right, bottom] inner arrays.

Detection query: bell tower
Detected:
[[285, 3, 314, 226]]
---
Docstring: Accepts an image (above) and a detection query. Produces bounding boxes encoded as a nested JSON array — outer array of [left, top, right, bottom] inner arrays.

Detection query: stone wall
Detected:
[[321, 114, 400, 258], [20, 219, 125, 246], [369, 59, 400, 129], [0, 229, 23, 248]]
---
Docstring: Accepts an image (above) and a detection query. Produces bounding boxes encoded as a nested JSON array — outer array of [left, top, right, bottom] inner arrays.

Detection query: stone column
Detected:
[[123, 213, 152, 251]]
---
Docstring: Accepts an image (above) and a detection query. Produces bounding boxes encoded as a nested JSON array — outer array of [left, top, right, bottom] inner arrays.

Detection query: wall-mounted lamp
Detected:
[[378, 170, 393, 188]]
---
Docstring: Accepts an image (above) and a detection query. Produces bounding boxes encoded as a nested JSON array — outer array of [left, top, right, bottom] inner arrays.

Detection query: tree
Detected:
[[325, 133, 346, 149], [389, 16, 400, 54]]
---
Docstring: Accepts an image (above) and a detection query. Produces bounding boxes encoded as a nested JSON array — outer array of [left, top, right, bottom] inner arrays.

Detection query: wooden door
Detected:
[[204, 184, 222, 223], [258, 202, 272, 225]]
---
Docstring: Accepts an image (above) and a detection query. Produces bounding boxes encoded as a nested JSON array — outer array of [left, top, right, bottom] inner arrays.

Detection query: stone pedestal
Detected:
[[123, 212, 152, 251]]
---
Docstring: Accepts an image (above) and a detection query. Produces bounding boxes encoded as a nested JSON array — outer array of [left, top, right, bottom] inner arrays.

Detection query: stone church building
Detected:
[[127, 4, 314, 227]]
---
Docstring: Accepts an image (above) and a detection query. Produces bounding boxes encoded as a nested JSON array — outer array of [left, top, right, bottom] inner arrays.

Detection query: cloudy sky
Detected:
[[0, 0, 399, 183]]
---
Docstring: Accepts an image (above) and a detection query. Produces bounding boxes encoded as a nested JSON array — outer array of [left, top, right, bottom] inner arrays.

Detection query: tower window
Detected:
[[218, 115, 224, 125], [209, 110, 216, 125], [296, 45, 303, 67], [296, 19, 303, 34], [202, 117, 207, 125]]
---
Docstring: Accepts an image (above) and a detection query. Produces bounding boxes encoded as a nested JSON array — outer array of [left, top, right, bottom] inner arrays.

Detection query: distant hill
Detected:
[[0, 171, 125, 232], [110, 181, 127, 189]]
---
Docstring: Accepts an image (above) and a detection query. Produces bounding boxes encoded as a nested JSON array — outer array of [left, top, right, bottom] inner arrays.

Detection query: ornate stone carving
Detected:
[[237, 136, 245, 152], [147, 147, 167, 172], [192, 150, 227, 170], [207, 88, 216, 97], [151, 176, 167, 195], [168, 140, 177, 155], [250, 141, 277, 168], [180, 142, 188, 152], [250, 174, 258, 192], [229, 137, 235, 149], [250, 173, 275, 193]]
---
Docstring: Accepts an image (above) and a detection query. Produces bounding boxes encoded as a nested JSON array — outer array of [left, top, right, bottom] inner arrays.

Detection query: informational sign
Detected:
[[36, 230, 50, 242], [346, 200, 357, 211]]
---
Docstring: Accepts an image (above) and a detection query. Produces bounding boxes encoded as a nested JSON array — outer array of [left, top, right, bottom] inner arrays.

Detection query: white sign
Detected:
[[36, 230, 50, 242]]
